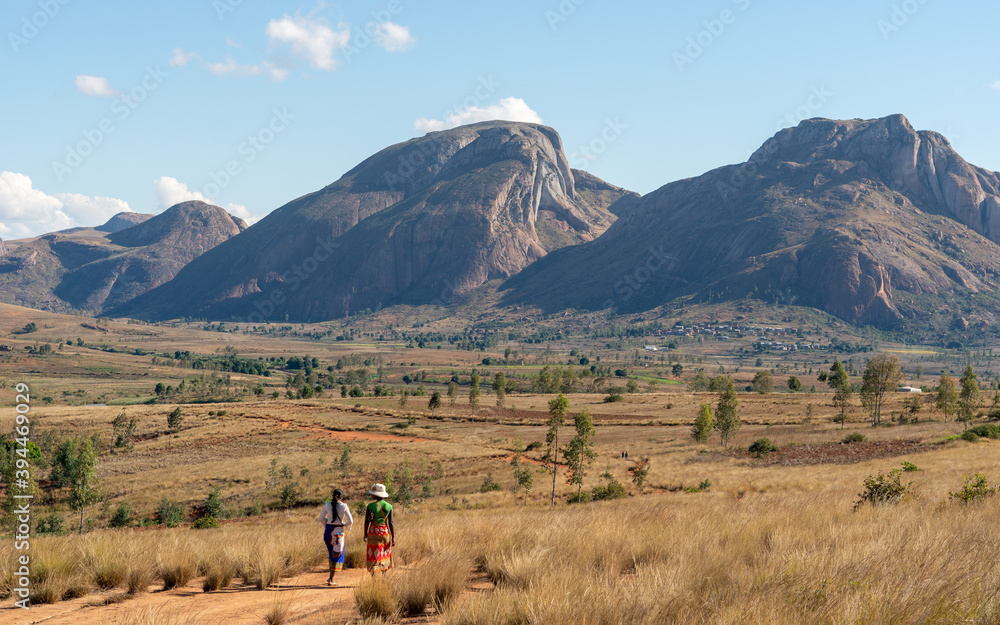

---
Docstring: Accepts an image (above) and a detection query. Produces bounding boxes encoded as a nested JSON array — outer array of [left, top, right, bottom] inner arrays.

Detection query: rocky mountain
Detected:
[[504, 114, 1000, 328], [95, 211, 155, 233], [0, 201, 246, 313], [113, 122, 634, 322]]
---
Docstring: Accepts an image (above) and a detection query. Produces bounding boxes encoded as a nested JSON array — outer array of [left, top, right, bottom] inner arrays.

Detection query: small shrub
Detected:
[[592, 478, 627, 501], [36, 511, 66, 535], [109, 501, 133, 528], [968, 424, 1000, 439], [988, 408, 1000, 422], [842, 432, 866, 444], [566, 491, 592, 504], [949, 473, 997, 504], [854, 469, 909, 510], [278, 482, 300, 508], [900, 461, 919, 472], [961, 430, 981, 443], [603, 392, 624, 403], [524, 441, 543, 452], [156, 498, 186, 527], [479, 473, 502, 493], [748, 438, 776, 457], [192, 516, 219, 529]]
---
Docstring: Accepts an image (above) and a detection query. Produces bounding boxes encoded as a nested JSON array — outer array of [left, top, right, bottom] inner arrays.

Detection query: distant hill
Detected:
[[113, 122, 635, 322], [95, 211, 155, 233], [505, 114, 1000, 329], [0, 201, 246, 313]]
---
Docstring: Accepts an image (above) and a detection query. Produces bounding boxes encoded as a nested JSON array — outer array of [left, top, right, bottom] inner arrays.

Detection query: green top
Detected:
[[367, 500, 392, 524]]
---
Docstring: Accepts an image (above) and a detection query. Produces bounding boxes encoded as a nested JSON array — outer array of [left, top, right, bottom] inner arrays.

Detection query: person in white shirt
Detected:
[[318, 488, 353, 586]]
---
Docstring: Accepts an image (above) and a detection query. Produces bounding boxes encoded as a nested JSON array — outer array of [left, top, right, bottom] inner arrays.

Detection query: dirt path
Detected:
[[3, 568, 370, 625]]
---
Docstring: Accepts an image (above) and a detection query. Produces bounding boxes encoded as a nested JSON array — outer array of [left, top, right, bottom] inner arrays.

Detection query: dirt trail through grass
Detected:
[[3, 568, 373, 625]]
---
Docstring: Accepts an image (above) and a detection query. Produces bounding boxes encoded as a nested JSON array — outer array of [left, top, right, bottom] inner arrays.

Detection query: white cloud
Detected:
[[0, 171, 130, 239], [225, 37, 241, 48], [206, 57, 288, 81], [266, 14, 351, 71], [206, 58, 263, 77], [373, 22, 415, 52], [992, 81, 1000, 90], [153, 176, 257, 224], [414, 97, 543, 133], [75, 75, 120, 98], [169, 48, 201, 67]]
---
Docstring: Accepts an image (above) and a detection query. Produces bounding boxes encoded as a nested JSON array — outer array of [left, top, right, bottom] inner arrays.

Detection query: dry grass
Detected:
[[354, 575, 398, 621]]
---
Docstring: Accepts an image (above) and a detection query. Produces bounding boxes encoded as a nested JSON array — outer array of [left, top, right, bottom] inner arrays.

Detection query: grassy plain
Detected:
[[1, 303, 999, 623]]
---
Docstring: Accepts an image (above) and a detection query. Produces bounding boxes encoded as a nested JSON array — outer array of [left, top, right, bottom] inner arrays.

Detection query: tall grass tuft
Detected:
[[354, 575, 398, 621]]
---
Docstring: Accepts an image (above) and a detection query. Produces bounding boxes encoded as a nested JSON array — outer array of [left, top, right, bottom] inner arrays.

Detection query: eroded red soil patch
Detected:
[[729, 440, 928, 466]]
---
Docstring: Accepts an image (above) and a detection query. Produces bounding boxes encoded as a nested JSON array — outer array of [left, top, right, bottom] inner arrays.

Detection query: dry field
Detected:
[[2, 304, 999, 623]]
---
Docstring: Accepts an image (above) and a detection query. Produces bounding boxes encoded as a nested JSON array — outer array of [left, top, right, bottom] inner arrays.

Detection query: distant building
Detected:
[[897, 386, 922, 393], [644, 346, 658, 351]]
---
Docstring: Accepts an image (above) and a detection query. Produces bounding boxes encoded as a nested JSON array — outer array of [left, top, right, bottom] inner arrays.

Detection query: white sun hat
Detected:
[[368, 483, 389, 499]]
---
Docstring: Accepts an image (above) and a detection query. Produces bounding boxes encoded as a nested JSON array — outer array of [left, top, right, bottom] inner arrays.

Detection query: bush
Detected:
[[900, 461, 919, 472], [748, 438, 776, 457], [524, 441, 543, 452], [566, 491, 592, 504], [603, 392, 624, 403], [592, 473, 628, 501], [949, 473, 997, 504], [278, 482, 300, 508], [108, 502, 133, 528], [989, 408, 1000, 422], [842, 432, 866, 444], [203, 487, 224, 519], [36, 511, 66, 535], [967, 424, 1000, 439], [192, 516, 219, 529], [960, 430, 981, 443], [156, 498, 186, 527], [854, 469, 909, 510], [479, 474, 502, 493]]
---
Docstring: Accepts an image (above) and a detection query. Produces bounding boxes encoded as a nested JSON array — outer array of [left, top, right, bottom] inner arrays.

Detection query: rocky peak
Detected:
[[108, 201, 246, 248], [96, 211, 155, 233], [754, 114, 1000, 241]]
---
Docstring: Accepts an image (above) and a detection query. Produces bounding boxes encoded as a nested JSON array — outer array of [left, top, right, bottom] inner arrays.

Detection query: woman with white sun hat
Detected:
[[363, 483, 395, 574]]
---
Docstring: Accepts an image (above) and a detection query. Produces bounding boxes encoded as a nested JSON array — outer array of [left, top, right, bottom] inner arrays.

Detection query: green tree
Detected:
[[691, 403, 713, 442], [511, 452, 533, 505], [672, 363, 684, 377], [860, 354, 903, 427], [543, 393, 570, 505], [625, 379, 639, 394], [936, 373, 958, 423], [398, 389, 409, 408], [447, 381, 458, 407], [787, 376, 802, 392], [833, 377, 853, 430], [469, 371, 481, 415], [69, 439, 101, 534], [167, 407, 183, 432], [958, 365, 982, 430], [493, 372, 506, 411], [827, 360, 849, 390], [111, 409, 137, 452], [563, 408, 597, 503], [627, 457, 651, 494], [751, 370, 774, 394], [714, 379, 741, 447], [428, 391, 442, 411]]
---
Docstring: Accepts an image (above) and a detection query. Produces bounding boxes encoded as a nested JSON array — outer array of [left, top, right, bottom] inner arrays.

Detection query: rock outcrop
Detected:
[[505, 115, 1000, 328], [113, 122, 630, 322]]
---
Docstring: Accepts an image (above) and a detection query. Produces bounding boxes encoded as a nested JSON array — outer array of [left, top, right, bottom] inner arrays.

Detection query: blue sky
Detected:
[[2, 0, 998, 237]]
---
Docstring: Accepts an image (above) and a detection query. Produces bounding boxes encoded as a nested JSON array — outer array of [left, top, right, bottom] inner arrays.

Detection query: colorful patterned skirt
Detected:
[[324, 524, 346, 571], [365, 523, 392, 572]]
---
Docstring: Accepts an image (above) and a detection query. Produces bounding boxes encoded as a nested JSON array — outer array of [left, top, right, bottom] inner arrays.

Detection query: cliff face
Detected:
[[505, 115, 1000, 327], [114, 122, 633, 322]]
